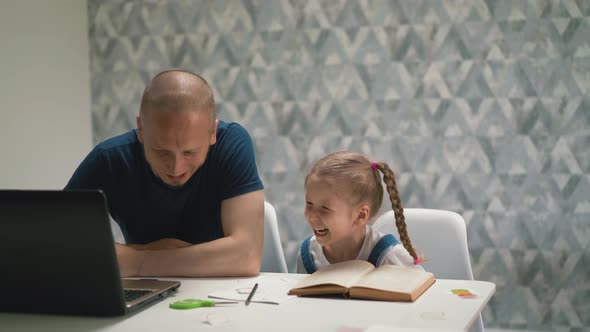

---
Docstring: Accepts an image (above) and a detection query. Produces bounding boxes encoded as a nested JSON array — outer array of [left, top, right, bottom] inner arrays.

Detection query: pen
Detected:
[[244, 283, 258, 306]]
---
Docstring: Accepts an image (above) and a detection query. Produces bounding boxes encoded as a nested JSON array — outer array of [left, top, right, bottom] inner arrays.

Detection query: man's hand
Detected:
[[115, 244, 145, 277], [115, 239, 191, 277], [128, 238, 193, 251]]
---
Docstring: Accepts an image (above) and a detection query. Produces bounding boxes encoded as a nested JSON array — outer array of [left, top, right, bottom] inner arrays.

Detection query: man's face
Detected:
[[137, 110, 217, 187]]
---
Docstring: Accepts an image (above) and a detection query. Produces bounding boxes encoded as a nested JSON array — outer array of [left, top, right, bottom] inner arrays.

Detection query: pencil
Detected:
[[245, 283, 258, 306]]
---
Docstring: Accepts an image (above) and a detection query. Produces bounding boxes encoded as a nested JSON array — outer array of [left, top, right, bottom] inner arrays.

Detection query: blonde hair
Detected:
[[305, 151, 418, 261]]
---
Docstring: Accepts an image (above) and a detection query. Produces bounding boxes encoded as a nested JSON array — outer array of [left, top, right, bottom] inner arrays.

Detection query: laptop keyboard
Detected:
[[124, 289, 152, 302]]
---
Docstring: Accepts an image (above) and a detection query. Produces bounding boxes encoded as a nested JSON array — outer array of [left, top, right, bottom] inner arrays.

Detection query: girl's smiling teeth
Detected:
[[314, 228, 329, 236]]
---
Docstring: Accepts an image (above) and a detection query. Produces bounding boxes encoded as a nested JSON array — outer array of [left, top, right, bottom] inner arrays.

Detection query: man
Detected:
[[65, 70, 264, 277]]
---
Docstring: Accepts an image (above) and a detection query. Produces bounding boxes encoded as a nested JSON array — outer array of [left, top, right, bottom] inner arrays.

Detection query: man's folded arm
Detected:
[[115, 189, 264, 277]]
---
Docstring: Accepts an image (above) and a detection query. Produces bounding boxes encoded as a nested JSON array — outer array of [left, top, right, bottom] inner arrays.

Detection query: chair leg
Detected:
[[467, 314, 484, 332]]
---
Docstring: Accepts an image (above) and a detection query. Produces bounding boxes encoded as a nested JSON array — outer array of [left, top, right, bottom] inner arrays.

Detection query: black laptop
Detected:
[[0, 189, 181, 316]]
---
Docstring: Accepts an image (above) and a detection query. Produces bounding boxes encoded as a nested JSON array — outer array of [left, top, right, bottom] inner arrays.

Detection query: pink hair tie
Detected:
[[371, 162, 378, 170], [414, 257, 421, 265]]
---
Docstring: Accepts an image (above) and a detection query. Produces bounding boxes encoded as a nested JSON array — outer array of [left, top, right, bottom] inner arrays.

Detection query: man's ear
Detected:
[[136, 114, 144, 143], [354, 204, 371, 227], [209, 119, 219, 145]]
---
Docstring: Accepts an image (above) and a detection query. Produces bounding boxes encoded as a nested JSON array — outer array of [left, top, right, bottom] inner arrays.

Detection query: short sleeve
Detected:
[[64, 147, 106, 190], [213, 123, 263, 200], [379, 244, 425, 271]]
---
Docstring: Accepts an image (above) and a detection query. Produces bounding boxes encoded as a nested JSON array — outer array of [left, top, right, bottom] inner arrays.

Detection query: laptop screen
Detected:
[[0, 190, 130, 316]]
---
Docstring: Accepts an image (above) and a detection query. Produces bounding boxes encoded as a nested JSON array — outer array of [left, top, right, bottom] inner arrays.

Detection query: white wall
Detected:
[[0, 0, 92, 189]]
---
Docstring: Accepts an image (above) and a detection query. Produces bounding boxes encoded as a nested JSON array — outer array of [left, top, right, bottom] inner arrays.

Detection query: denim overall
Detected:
[[300, 233, 400, 273]]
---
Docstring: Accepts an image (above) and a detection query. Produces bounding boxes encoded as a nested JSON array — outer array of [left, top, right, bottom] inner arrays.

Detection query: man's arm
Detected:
[[128, 238, 192, 250], [115, 189, 264, 277]]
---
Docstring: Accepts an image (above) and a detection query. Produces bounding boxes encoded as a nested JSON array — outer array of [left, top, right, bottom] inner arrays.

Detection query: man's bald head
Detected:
[[139, 70, 216, 129]]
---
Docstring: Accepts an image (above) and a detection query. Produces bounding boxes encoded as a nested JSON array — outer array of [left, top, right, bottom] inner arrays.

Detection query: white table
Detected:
[[0, 273, 495, 332]]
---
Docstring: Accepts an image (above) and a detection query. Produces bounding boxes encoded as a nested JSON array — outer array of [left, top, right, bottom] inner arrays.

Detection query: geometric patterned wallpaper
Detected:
[[87, 1, 589, 330]]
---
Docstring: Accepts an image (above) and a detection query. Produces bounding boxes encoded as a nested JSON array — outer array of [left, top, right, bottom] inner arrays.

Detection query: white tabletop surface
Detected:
[[0, 273, 495, 332]]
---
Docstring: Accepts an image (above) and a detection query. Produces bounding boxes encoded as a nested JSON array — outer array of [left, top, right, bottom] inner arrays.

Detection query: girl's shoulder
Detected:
[[366, 225, 398, 245]]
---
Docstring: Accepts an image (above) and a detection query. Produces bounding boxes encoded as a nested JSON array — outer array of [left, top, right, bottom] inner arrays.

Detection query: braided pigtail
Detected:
[[373, 162, 420, 264]]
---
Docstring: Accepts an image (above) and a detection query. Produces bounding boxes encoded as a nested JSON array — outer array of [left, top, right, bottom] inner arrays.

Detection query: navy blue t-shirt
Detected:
[[65, 121, 264, 245]]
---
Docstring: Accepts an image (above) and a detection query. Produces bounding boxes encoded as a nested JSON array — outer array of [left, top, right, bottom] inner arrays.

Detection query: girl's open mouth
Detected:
[[314, 228, 329, 236]]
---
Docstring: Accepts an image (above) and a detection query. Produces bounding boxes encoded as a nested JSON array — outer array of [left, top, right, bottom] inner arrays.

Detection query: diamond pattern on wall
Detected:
[[87, 1, 590, 330]]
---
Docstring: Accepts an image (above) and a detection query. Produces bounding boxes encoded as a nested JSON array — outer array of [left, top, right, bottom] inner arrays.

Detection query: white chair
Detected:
[[261, 201, 288, 273], [373, 208, 484, 332]]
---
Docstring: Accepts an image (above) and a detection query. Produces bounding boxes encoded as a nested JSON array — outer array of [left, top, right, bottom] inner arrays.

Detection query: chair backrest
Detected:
[[373, 208, 483, 332], [373, 208, 473, 280], [261, 201, 288, 273]]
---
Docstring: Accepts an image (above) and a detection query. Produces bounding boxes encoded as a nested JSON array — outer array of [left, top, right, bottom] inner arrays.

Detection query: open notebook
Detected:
[[0, 189, 180, 316]]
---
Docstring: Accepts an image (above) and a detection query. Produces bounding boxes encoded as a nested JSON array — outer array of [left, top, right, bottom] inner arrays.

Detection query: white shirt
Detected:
[[297, 225, 425, 273]]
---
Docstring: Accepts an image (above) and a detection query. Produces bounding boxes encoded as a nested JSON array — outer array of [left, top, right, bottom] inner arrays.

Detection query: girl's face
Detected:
[[304, 175, 365, 248]]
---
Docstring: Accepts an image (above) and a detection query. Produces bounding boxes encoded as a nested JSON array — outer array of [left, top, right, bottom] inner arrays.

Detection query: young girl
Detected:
[[297, 151, 423, 273]]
